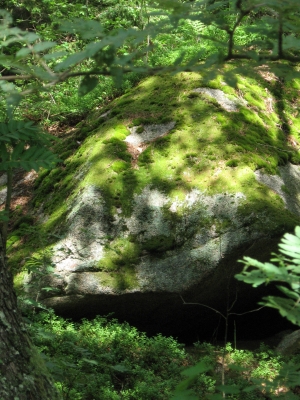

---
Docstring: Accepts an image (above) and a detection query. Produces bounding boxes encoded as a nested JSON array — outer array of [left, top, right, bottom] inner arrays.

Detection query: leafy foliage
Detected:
[[236, 227, 300, 326], [29, 311, 186, 400], [172, 341, 300, 399], [0, 120, 58, 171]]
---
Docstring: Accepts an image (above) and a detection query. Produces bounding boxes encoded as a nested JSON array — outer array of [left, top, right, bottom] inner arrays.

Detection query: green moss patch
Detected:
[[97, 238, 140, 272], [96, 238, 139, 290], [91, 270, 138, 291]]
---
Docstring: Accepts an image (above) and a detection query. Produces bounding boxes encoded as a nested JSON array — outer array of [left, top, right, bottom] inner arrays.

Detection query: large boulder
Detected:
[[16, 66, 300, 340], [276, 330, 300, 356]]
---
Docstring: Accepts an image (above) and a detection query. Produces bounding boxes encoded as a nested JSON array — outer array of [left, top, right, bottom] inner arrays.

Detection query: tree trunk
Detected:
[[0, 239, 60, 399]]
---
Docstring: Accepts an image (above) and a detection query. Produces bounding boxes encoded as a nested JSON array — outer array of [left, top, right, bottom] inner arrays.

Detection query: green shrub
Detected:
[[226, 159, 239, 167], [29, 311, 186, 400]]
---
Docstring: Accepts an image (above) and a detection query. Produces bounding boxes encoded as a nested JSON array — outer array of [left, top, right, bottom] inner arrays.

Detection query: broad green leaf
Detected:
[[262, 295, 300, 325], [0, 9, 13, 27], [32, 41, 57, 53], [0, 211, 9, 222], [6, 93, 23, 114], [172, 360, 211, 399], [11, 142, 25, 160], [181, 361, 210, 379], [78, 76, 99, 97], [8, 120, 17, 133], [283, 35, 300, 50], [275, 362, 300, 388], [216, 384, 240, 394], [31, 66, 56, 82], [22, 32, 40, 43], [59, 19, 104, 40], [277, 286, 300, 301], [0, 143, 9, 164], [294, 226, 300, 237], [22, 298, 42, 308], [111, 364, 129, 372], [16, 47, 32, 58], [0, 81, 16, 93], [82, 358, 98, 366], [54, 51, 88, 71], [1, 145, 59, 171], [43, 51, 68, 61]]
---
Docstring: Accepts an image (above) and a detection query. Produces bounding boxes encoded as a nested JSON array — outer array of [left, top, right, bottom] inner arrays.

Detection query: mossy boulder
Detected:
[[16, 63, 300, 338]]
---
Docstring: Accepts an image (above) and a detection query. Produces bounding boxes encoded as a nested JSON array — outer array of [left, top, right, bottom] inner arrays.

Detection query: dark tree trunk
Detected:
[[0, 240, 60, 399]]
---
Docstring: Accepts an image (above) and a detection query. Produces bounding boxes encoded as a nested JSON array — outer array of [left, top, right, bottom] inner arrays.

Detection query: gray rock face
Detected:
[[52, 186, 108, 272], [125, 122, 176, 146], [30, 176, 299, 339], [38, 187, 257, 296], [255, 163, 300, 218], [192, 88, 246, 112], [276, 330, 300, 355]]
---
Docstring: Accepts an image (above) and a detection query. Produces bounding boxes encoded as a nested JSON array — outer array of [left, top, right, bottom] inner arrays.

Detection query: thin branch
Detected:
[[180, 295, 265, 318], [180, 295, 227, 320], [230, 306, 265, 316], [228, 291, 238, 313], [0, 75, 33, 81]]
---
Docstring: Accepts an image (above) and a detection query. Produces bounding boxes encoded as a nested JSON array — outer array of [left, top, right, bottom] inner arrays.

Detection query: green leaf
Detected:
[[59, 19, 105, 40], [16, 47, 32, 58], [54, 51, 88, 71], [1, 144, 59, 171], [111, 364, 129, 372], [261, 295, 300, 325], [32, 41, 57, 53], [31, 66, 56, 82], [6, 93, 23, 110], [283, 35, 300, 50], [82, 358, 99, 366], [181, 361, 210, 378], [171, 360, 211, 399], [0, 211, 9, 222], [11, 142, 25, 160], [22, 32, 39, 43], [0, 9, 13, 27], [43, 51, 67, 61], [78, 76, 99, 97], [277, 285, 300, 301]]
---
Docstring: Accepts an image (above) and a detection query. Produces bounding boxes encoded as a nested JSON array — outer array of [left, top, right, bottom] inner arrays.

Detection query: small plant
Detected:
[[236, 226, 300, 326], [136, 125, 144, 133], [226, 159, 238, 167], [29, 311, 186, 400]]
